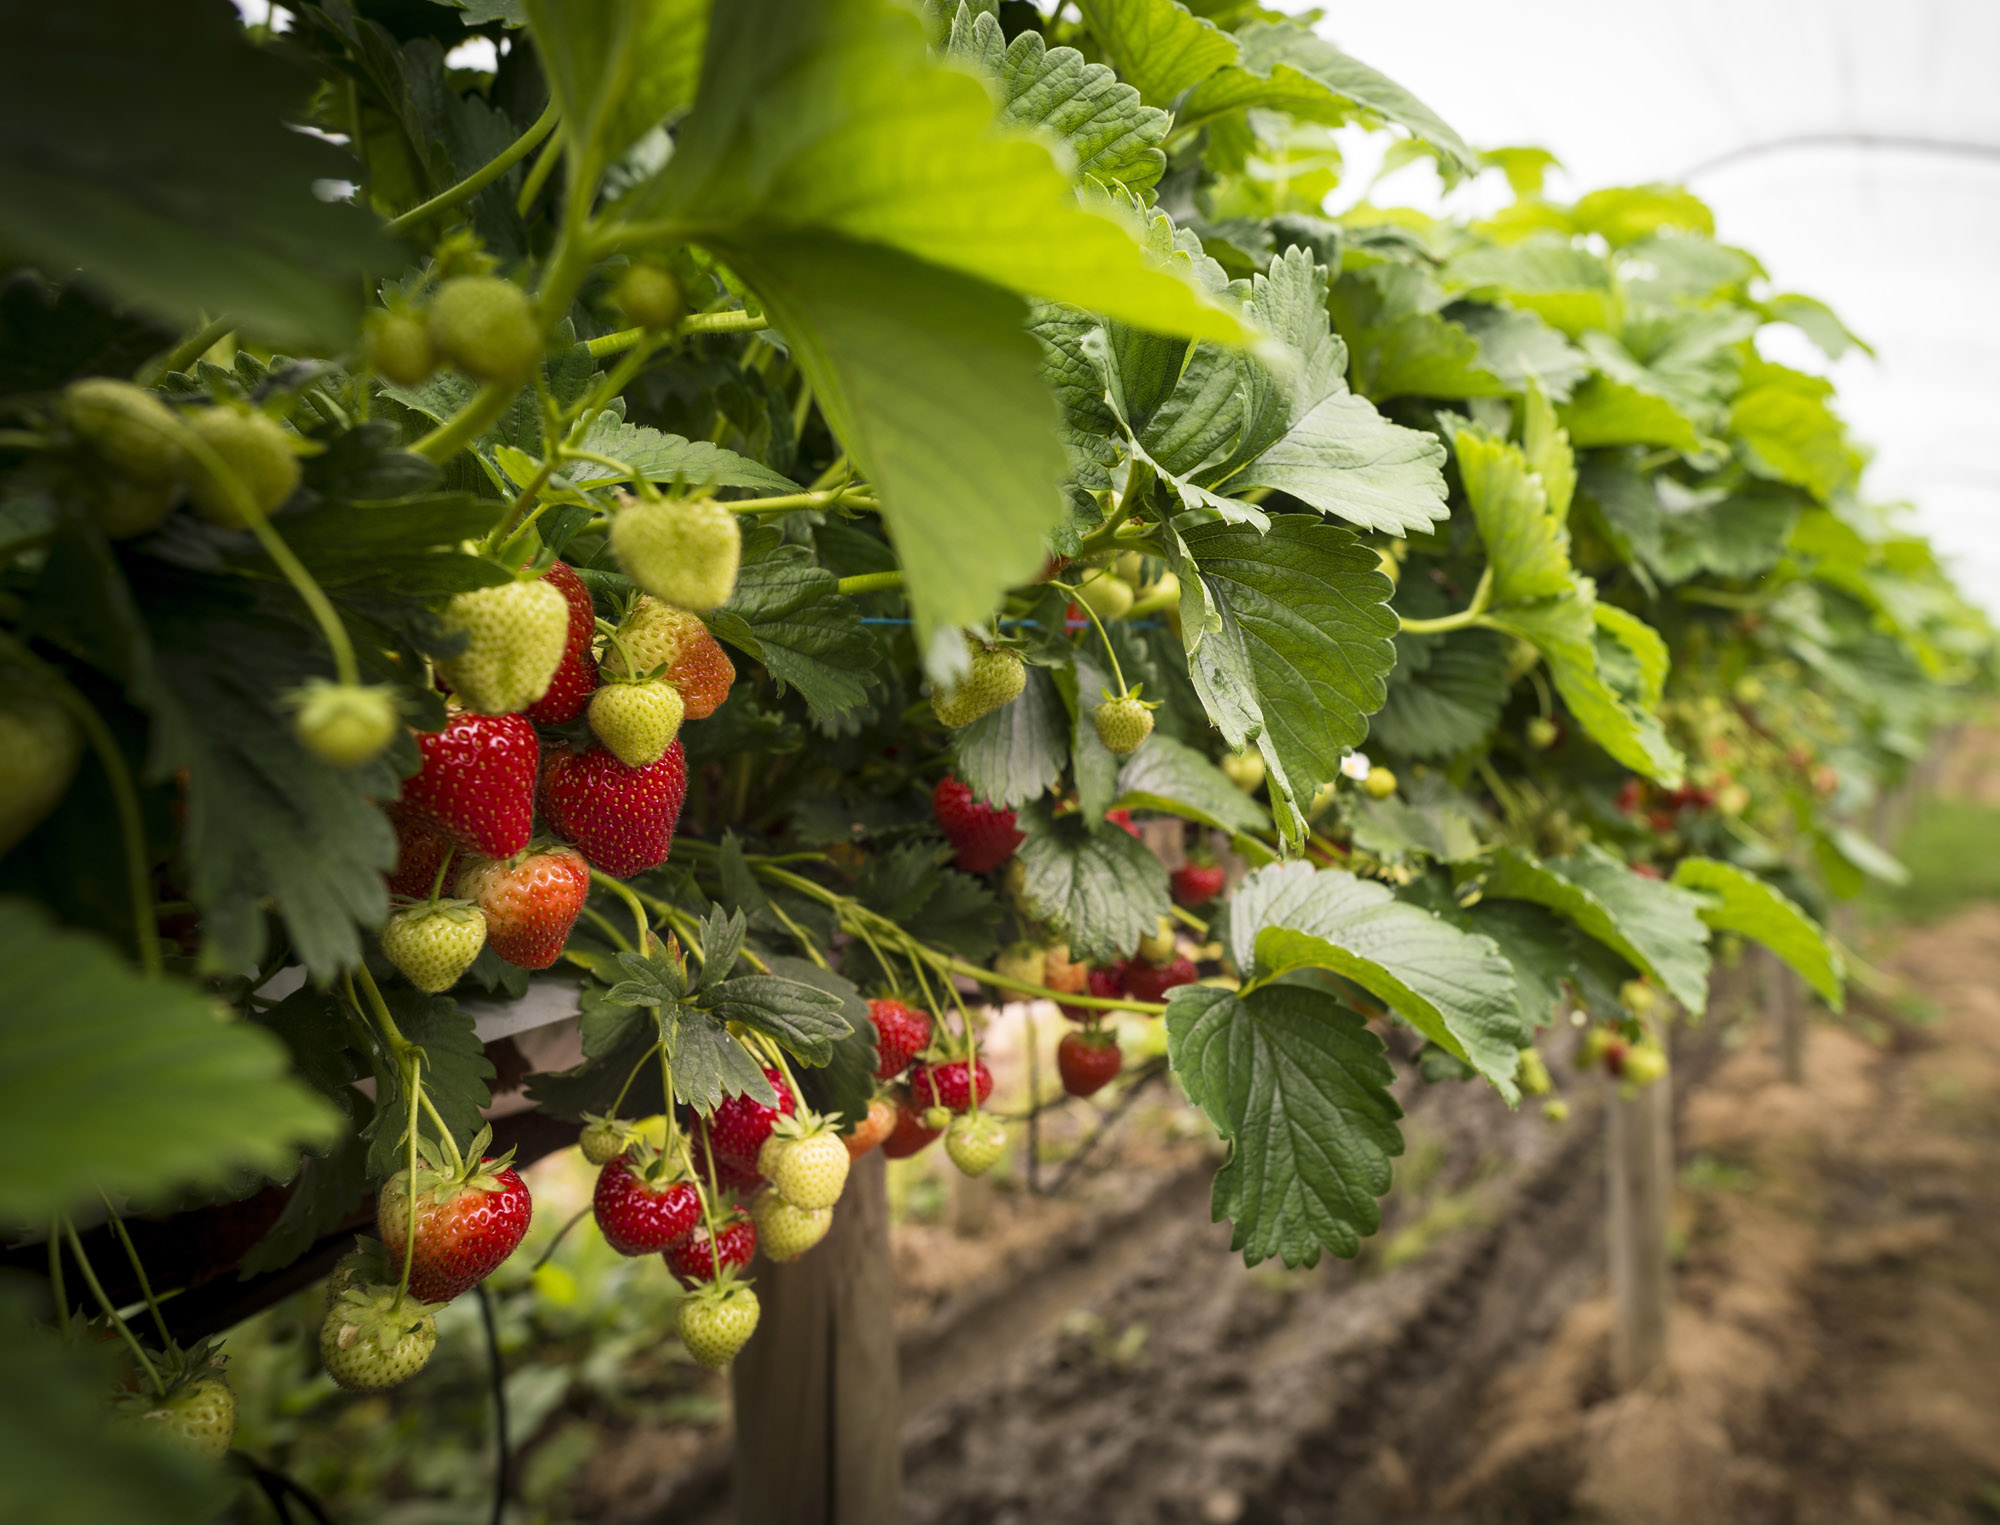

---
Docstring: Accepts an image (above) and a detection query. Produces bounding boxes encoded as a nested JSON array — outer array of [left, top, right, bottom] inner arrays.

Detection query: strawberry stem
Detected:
[[1049, 577, 1128, 695], [590, 868, 652, 954], [96, 1189, 171, 1346], [60, 1216, 164, 1396], [609, 1040, 665, 1118], [393, 1051, 422, 1314], [427, 847, 456, 906], [384, 98, 558, 237]]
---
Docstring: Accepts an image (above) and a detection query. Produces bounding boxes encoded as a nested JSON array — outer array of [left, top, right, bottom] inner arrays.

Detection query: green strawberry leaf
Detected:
[[946, 5, 1170, 192], [1174, 516, 1399, 845], [1369, 627, 1511, 760], [853, 841, 1003, 962], [1114, 731, 1272, 836], [765, 956, 878, 1131], [1015, 799, 1172, 963], [1231, 861, 1526, 1095], [1672, 857, 1843, 1008], [1177, 20, 1477, 177], [0, 901, 343, 1220], [708, 528, 877, 720], [1166, 980, 1403, 1266], [662, 1000, 774, 1116], [952, 663, 1070, 810], [559, 414, 803, 495], [0, 1, 396, 350], [365, 988, 496, 1179], [1458, 306, 1590, 402], [1472, 844, 1713, 1014], [1419, 890, 1580, 1033], [1070, 0, 1239, 105], [1484, 587, 1684, 785], [1453, 423, 1572, 607], [705, 974, 853, 1067]]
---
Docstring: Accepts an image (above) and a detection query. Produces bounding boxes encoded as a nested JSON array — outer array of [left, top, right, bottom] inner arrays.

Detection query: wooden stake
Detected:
[[1767, 948, 1803, 1085], [730, 1151, 901, 1524], [1606, 1054, 1673, 1390]]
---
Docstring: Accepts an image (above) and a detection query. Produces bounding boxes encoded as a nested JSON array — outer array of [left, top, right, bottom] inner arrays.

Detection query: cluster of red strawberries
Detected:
[[580, 1068, 858, 1367], [1041, 916, 1200, 1099], [378, 561, 736, 993], [842, 997, 1007, 1177]]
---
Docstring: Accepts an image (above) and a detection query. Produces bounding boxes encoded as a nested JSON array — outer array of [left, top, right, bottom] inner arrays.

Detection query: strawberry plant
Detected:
[[0, 0, 1990, 1517]]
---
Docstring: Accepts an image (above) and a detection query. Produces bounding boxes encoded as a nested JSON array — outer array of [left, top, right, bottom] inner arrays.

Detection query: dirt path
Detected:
[[1311, 901, 2000, 1525]]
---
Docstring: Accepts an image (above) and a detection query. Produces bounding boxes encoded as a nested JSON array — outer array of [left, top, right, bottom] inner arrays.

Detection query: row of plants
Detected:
[[0, 0, 1987, 1517]]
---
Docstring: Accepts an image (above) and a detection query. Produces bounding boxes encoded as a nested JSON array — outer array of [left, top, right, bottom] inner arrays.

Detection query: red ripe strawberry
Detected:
[[525, 561, 599, 725], [907, 1058, 992, 1114], [1631, 862, 1664, 880], [1058, 1029, 1123, 1098], [402, 712, 539, 859], [1122, 954, 1197, 1005], [379, 1154, 532, 1304], [705, 1068, 796, 1171], [455, 845, 589, 969], [539, 738, 687, 879], [592, 1154, 702, 1256], [664, 1208, 756, 1288], [1060, 964, 1126, 1022], [867, 998, 933, 1080], [1172, 862, 1226, 908], [1105, 807, 1140, 838], [880, 1089, 942, 1159], [932, 775, 1023, 874], [1616, 778, 1645, 815], [689, 1127, 766, 1197], [386, 806, 453, 899]]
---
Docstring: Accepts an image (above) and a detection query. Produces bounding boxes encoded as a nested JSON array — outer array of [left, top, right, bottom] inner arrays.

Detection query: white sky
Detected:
[[1285, 0, 2000, 614]]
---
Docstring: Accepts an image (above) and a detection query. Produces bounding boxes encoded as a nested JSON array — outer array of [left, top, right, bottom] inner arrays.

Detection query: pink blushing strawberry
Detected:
[[378, 1149, 532, 1305], [455, 844, 590, 969]]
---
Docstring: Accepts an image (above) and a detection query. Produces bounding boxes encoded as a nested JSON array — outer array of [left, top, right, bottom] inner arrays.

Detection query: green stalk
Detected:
[[60, 1217, 163, 1396], [139, 316, 234, 386], [392, 1052, 422, 1313], [941, 954, 1166, 1015], [1051, 577, 1129, 696], [96, 1190, 170, 1346], [590, 868, 652, 953], [385, 101, 558, 237], [723, 486, 879, 516], [1398, 564, 1494, 635], [835, 570, 903, 596]]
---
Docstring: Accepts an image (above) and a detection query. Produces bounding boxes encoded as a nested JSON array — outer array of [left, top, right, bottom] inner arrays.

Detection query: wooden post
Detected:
[[729, 1151, 901, 1525], [1766, 948, 1804, 1085], [1606, 1054, 1673, 1389]]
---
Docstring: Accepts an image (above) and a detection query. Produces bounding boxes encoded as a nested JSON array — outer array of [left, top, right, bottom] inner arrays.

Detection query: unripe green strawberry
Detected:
[[944, 1114, 1007, 1178], [380, 901, 486, 993], [993, 941, 1046, 988], [428, 275, 541, 386], [610, 494, 742, 612], [1516, 1047, 1552, 1096], [0, 694, 81, 855], [1221, 749, 1265, 793], [616, 263, 685, 329], [1620, 1043, 1668, 1091], [436, 578, 569, 715], [1526, 715, 1560, 750], [292, 680, 398, 769], [1542, 1099, 1571, 1123], [320, 1284, 437, 1391], [1363, 766, 1398, 799], [363, 309, 436, 387], [1093, 694, 1154, 755], [603, 597, 736, 718], [185, 408, 301, 527], [1074, 572, 1134, 620], [62, 378, 186, 486], [578, 1113, 636, 1166], [676, 1282, 761, 1368], [1136, 914, 1176, 965], [588, 679, 684, 768], [118, 1375, 236, 1462], [930, 638, 1026, 728], [750, 1189, 832, 1262], [756, 1122, 850, 1211], [87, 477, 179, 539]]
